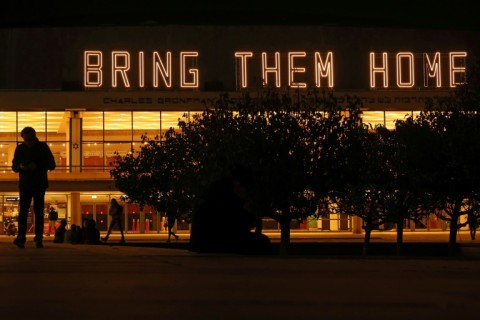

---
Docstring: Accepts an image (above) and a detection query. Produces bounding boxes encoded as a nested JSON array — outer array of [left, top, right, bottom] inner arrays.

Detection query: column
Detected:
[[69, 111, 82, 173], [139, 210, 145, 234], [352, 215, 363, 234], [69, 192, 81, 226]]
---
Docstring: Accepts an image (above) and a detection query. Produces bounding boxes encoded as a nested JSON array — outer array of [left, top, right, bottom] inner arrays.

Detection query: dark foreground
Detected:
[[128, 240, 472, 257], [1, 235, 480, 320]]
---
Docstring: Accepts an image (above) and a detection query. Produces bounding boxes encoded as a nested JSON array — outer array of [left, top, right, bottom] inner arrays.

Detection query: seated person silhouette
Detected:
[[189, 168, 271, 254], [53, 219, 67, 243]]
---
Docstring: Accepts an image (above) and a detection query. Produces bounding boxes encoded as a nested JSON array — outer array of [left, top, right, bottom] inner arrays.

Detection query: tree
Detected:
[[110, 89, 365, 255], [393, 57, 480, 255], [110, 127, 196, 219], [401, 109, 480, 255], [230, 89, 366, 255], [330, 118, 429, 256], [373, 124, 428, 256], [178, 90, 322, 255], [330, 123, 392, 255]]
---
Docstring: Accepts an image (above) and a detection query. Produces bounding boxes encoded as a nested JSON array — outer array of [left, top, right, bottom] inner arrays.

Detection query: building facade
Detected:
[[0, 25, 478, 234]]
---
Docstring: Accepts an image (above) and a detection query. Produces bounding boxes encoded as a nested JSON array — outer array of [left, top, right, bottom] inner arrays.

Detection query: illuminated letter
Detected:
[[180, 52, 199, 88], [369, 52, 388, 88], [139, 51, 145, 88], [112, 51, 131, 88], [235, 52, 253, 88], [396, 52, 414, 88], [261, 52, 281, 88], [288, 52, 306, 88], [449, 51, 467, 87], [314, 52, 334, 88], [84, 51, 103, 87], [424, 52, 441, 87], [153, 51, 172, 88]]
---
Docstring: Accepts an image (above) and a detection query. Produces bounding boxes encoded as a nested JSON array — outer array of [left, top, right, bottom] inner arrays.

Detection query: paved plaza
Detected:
[[1, 231, 480, 320]]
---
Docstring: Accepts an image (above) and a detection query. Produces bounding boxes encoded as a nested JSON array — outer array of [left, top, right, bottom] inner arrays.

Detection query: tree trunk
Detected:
[[363, 220, 372, 256], [395, 216, 404, 256], [448, 215, 459, 257], [279, 217, 291, 256], [255, 214, 263, 235]]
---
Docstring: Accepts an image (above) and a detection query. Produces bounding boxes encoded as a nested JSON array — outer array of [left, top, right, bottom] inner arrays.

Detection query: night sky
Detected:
[[1, 1, 478, 30]]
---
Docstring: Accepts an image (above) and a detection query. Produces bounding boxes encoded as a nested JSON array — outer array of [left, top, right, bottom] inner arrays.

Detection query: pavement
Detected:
[[1, 231, 480, 320]]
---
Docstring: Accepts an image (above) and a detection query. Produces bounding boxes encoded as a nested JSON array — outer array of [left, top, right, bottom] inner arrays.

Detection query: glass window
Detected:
[[161, 111, 188, 135], [46, 112, 69, 142], [132, 140, 147, 154], [0, 112, 70, 173], [385, 111, 412, 130], [83, 111, 104, 142], [362, 111, 384, 129], [0, 143, 12, 173], [48, 142, 68, 172], [133, 111, 160, 141], [106, 142, 131, 167], [83, 141, 104, 170], [105, 111, 132, 141], [46, 112, 70, 172], [18, 111, 46, 141], [0, 112, 17, 141]]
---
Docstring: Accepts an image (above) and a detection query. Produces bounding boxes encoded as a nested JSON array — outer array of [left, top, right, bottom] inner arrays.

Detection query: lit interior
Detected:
[[0, 110, 419, 173]]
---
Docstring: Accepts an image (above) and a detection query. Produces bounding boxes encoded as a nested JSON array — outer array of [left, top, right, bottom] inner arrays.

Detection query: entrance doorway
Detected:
[[81, 203, 109, 232]]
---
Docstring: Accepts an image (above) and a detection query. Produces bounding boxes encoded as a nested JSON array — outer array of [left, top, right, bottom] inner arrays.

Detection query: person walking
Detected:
[[166, 210, 179, 242], [101, 198, 125, 244], [11, 126, 56, 248], [46, 206, 58, 236]]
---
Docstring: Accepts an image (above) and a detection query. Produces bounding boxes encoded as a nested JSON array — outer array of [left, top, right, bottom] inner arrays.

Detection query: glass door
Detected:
[[81, 203, 109, 232]]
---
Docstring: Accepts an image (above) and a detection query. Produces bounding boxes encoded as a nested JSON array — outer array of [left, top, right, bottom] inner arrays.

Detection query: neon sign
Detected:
[[84, 51, 199, 88], [369, 51, 466, 88], [84, 50, 467, 90]]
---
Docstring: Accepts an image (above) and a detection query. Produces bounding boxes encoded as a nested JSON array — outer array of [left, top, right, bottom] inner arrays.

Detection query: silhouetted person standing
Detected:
[[102, 198, 125, 244], [12, 126, 56, 248], [47, 206, 58, 236]]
